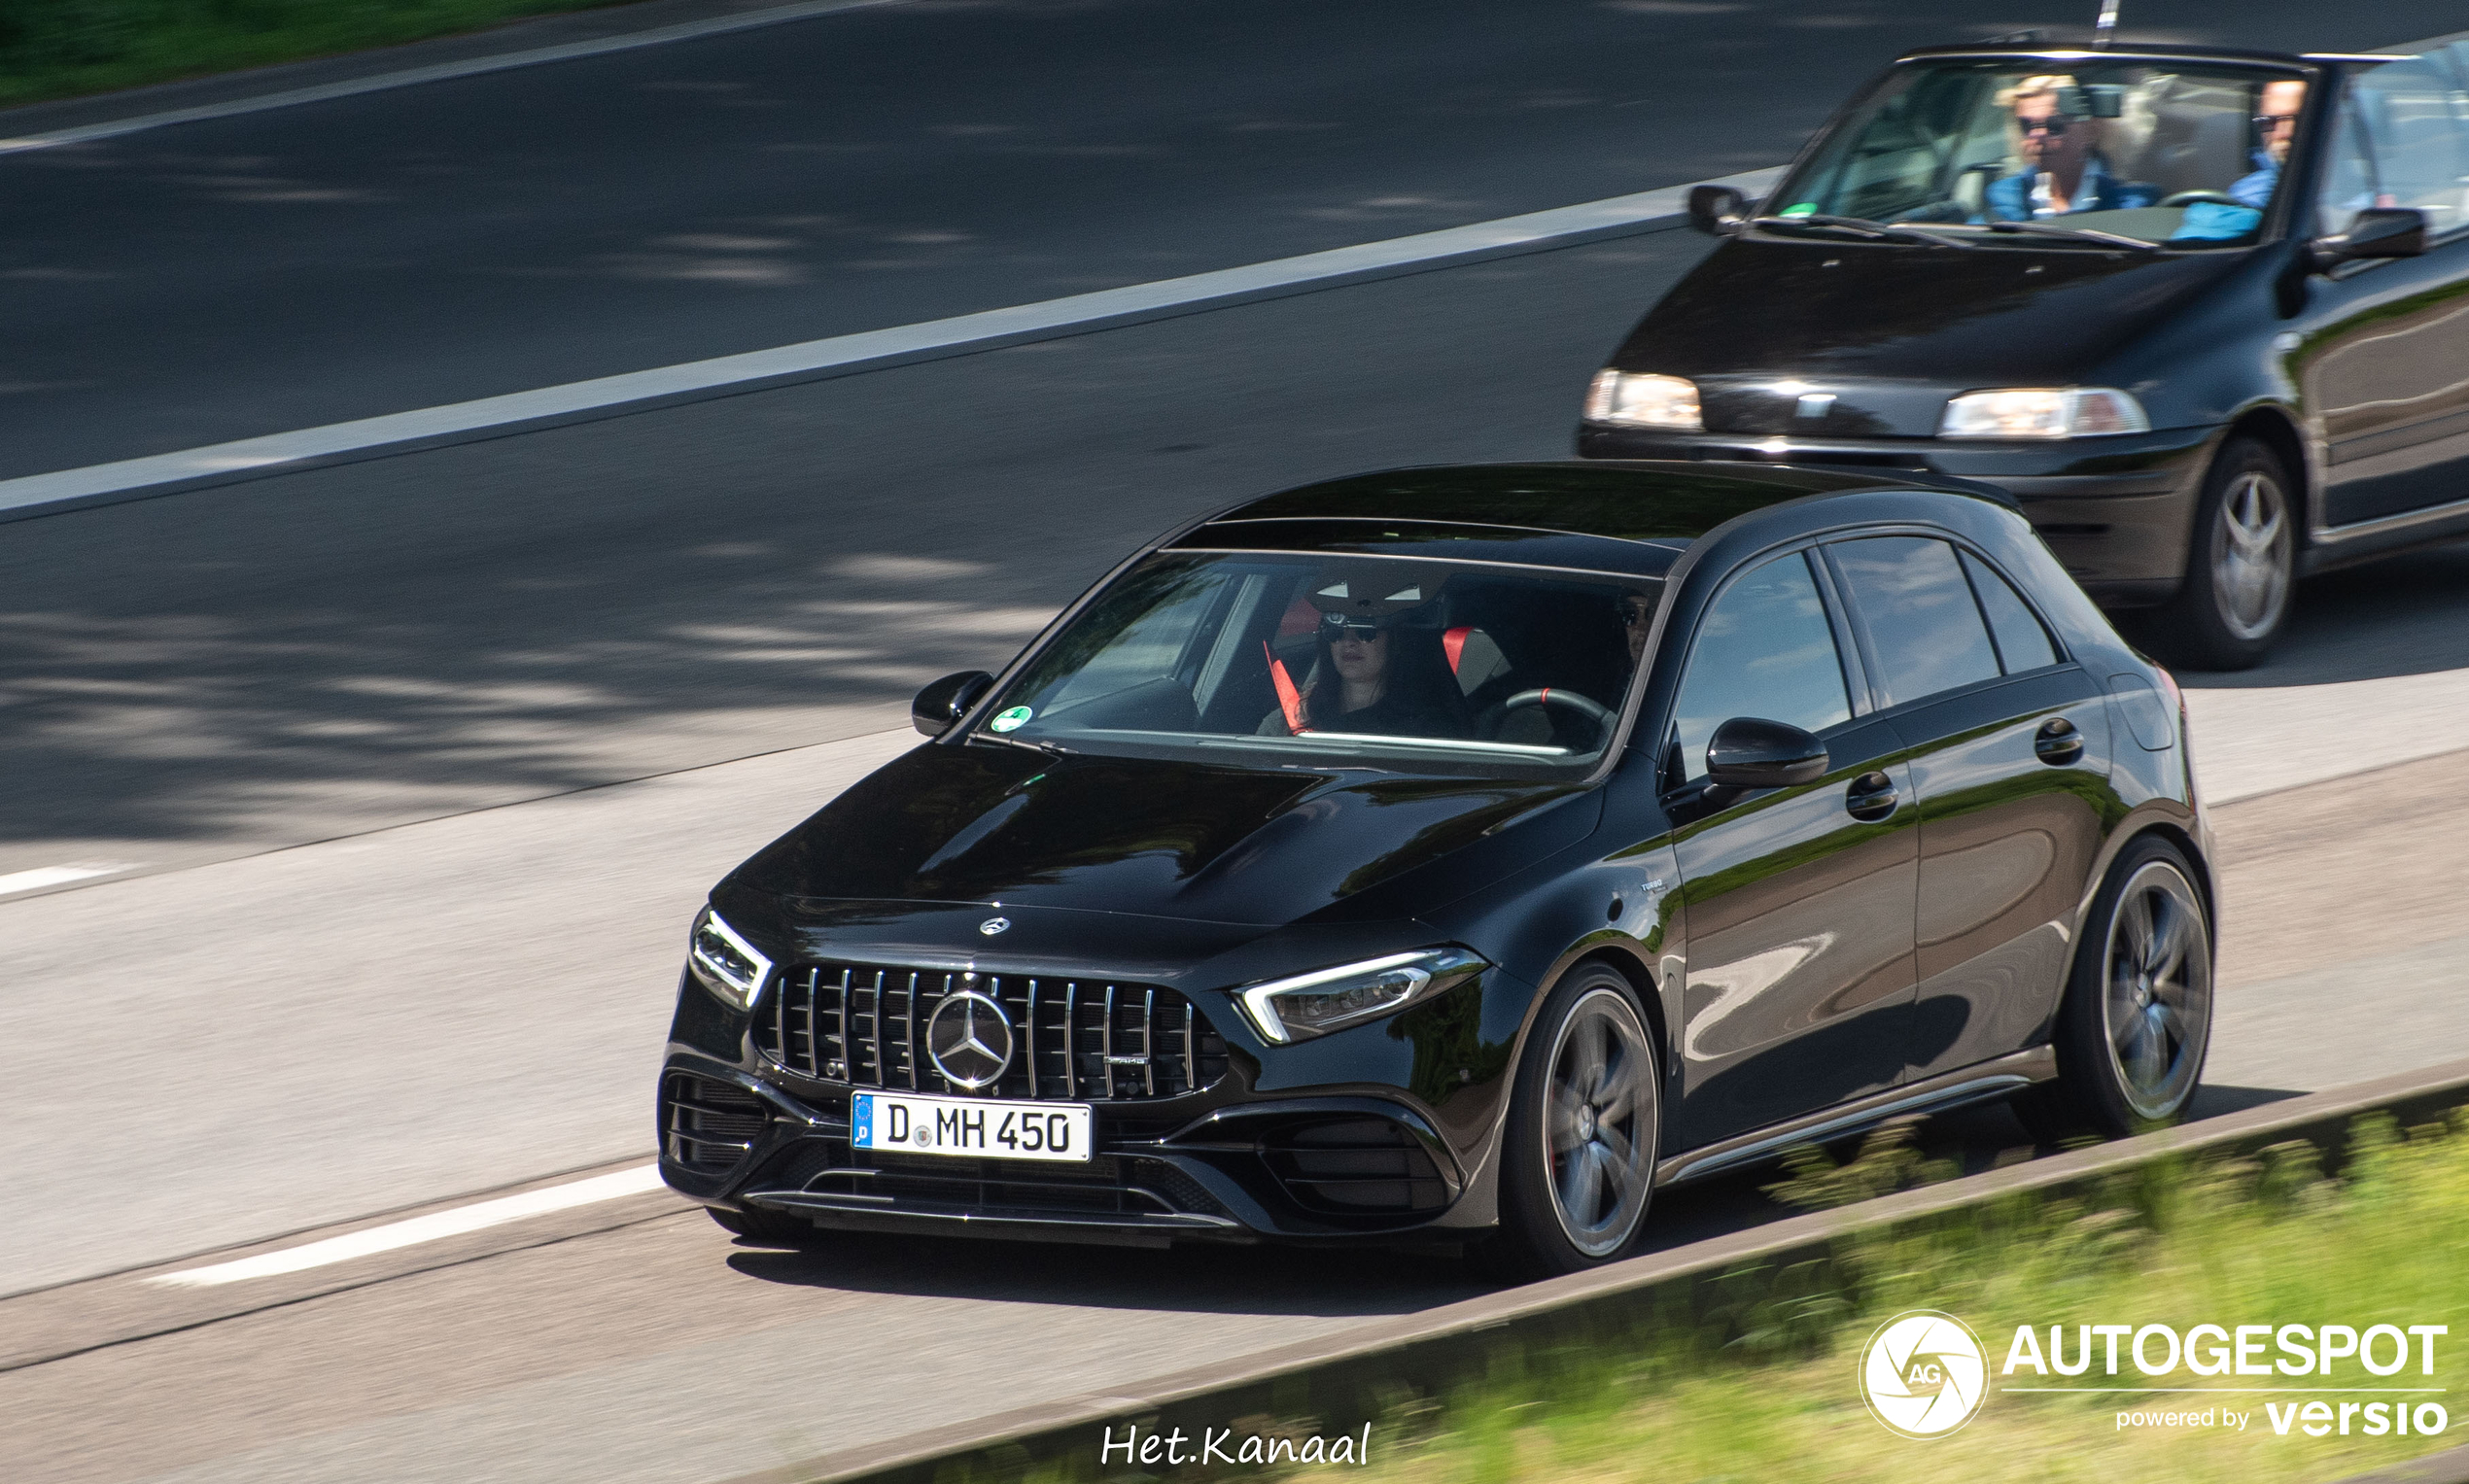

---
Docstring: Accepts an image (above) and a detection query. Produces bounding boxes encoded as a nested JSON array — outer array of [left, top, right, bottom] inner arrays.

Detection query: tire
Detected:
[[2155, 437, 2296, 671], [2014, 836, 2213, 1142], [708, 1202, 816, 1245], [1478, 966, 1661, 1282]]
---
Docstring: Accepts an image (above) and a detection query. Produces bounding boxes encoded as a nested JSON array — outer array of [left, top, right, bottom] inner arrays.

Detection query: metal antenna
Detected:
[[2094, 0, 2121, 48]]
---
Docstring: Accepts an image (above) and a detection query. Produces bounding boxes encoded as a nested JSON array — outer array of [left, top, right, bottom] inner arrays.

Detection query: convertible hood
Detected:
[[1612, 238, 2249, 435], [727, 742, 1595, 926]]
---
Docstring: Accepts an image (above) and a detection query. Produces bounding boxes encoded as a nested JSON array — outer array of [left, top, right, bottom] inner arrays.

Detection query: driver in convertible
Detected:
[[1980, 75, 2160, 222]]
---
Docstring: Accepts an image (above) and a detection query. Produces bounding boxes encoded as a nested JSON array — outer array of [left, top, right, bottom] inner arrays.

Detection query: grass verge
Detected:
[[0, 0, 635, 110], [975, 1112, 2469, 1484]]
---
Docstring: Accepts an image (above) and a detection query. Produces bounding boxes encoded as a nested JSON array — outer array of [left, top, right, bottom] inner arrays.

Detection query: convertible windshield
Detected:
[[971, 552, 1658, 777], [1771, 57, 2313, 248]]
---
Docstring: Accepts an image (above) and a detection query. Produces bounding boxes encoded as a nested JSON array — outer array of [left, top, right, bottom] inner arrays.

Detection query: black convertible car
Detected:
[[656, 463, 2214, 1278], [1582, 36, 2469, 671]]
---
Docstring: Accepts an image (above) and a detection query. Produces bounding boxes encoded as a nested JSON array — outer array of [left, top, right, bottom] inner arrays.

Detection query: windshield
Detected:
[[1771, 57, 2312, 248], [970, 552, 1658, 777]]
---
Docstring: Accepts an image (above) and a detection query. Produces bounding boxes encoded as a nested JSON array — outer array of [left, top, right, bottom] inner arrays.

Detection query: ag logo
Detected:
[[1858, 1310, 1988, 1439]]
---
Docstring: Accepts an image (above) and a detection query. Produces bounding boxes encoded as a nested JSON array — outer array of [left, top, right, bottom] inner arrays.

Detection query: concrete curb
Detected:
[[747, 1056, 2469, 1484], [2328, 1442, 2469, 1484], [0, 167, 1775, 528], [0, 0, 898, 152]]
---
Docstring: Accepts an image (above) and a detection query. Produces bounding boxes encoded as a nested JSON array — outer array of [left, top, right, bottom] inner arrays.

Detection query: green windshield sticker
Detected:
[[989, 706, 1033, 733], [1779, 202, 1818, 218]]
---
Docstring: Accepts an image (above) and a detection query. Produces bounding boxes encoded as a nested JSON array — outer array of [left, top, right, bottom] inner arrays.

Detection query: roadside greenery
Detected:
[[0, 0, 627, 107], [994, 1110, 2469, 1484]]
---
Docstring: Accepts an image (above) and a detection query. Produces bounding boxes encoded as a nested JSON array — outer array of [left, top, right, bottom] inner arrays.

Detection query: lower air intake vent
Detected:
[[756, 963, 1229, 1100], [662, 1073, 768, 1174], [1266, 1118, 1450, 1216]]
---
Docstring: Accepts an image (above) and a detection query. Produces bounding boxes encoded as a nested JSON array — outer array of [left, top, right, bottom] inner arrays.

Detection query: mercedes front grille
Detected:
[[756, 963, 1230, 1100]]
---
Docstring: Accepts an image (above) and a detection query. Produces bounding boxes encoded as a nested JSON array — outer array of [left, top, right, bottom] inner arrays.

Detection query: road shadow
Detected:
[[2131, 539, 2469, 688]]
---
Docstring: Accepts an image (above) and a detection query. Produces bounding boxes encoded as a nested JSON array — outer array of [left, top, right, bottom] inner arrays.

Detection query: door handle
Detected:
[[2034, 716, 2085, 766], [1844, 771, 1898, 821]]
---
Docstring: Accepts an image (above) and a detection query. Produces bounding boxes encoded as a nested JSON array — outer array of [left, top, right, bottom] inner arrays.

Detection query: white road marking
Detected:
[[0, 166, 1782, 526], [0, 0, 901, 156], [148, 1164, 670, 1287], [0, 862, 136, 897]]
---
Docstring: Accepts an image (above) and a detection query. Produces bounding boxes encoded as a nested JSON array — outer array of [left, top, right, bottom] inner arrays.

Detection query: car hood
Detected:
[[724, 741, 1598, 927], [1610, 238, 2250, 435]]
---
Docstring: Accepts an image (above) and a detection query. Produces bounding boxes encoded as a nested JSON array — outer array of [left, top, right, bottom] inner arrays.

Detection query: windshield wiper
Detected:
[[968, 733, 1069, 757], [1748, 214, 1978, 249], [1981, 220, 2164, 253]]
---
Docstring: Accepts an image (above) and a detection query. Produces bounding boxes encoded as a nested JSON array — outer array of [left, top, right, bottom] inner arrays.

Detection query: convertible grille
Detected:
[[756, 963, 1230, 1101]]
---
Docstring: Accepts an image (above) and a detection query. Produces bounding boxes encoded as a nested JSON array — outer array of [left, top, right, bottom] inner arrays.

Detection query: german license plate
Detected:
[[851, 1091, 1094, 1163]]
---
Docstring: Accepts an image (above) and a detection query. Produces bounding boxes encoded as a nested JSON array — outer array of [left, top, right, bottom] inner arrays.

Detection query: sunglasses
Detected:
[[2253, 113, 2298, 132], [1323, 618, 1387, 640], [2020, 114, 2073, 136]]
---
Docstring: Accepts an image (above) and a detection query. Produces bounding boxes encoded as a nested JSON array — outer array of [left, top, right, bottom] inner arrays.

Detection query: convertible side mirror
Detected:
[[1687, 184, 1750, 237], [1705, 716, 1829, 790], [912, 670, 994, 737], [2313, 207, 2427, 267]]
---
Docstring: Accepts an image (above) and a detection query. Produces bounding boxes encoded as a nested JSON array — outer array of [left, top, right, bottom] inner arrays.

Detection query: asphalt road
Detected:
[[1, 0, 2460, 478], [6, 8, 2469, 1479]]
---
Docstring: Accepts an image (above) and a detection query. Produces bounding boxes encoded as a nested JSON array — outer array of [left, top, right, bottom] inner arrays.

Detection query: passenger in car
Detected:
[[2172, 78, 2307, 242], [1980, 74, 2161, 221]]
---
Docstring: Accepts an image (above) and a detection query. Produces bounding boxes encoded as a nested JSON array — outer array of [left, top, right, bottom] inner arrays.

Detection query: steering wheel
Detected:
[[2160, 190, 2243, 209], [1498, 687, 1614, 733]]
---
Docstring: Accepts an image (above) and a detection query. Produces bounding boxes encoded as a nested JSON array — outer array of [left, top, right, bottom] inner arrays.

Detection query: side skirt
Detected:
[[1653, 1045, 2056, 1187]]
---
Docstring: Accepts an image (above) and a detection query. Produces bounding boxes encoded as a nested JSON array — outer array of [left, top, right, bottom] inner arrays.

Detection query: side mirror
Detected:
[[1705, 716, 1829, 790], [2313, 207, 2427, 267], [912, 670, 994, 737], [1687, 184, 1750, 237]]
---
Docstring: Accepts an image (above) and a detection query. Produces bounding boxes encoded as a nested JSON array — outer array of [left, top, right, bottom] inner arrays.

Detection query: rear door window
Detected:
[[1960, 550, 2061, 672], [1669, 551, 1853, 779], [1827, 536, 2002, 708]]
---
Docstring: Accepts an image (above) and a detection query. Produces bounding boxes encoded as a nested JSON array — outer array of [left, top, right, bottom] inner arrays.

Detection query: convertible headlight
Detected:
[[687, 907, 773, 1010], [1235, 948, 1488, 1045], [1584, 369, 1703, 430], [1937, 387, 2149, 439]]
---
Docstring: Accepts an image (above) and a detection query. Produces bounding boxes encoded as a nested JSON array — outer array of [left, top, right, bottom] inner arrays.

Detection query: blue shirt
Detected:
[[2170, 148, 2272, 242], [1980, 152, 2160, 222]]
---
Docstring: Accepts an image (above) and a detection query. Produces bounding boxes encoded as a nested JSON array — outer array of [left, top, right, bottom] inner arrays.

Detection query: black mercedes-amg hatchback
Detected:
[[656, 462, 2214, 1279]]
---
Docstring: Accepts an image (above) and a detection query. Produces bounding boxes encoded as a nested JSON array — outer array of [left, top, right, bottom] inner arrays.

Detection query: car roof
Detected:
[[1178, 461, 2017, 578]]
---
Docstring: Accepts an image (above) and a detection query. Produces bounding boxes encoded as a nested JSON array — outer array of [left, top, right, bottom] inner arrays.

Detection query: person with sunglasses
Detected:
[[1980, 74, 2160, 223], [2168, 78, 2309, 243], [1257, 608, 1466, 739]]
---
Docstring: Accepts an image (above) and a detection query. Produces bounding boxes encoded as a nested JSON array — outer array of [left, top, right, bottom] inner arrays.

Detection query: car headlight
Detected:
[[687, 907, 773, 1010], [1938, 387, 2149, 439], [1235, 948, 1488, 1045], [1584, 369, 1703, 431]]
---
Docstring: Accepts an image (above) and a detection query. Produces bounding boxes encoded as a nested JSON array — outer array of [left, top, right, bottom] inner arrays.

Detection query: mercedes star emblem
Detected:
[[979, 915, 1010, 936], [926, 991, 1015, 1089]]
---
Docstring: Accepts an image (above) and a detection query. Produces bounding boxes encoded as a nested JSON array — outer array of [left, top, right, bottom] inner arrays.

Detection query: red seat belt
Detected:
[[1264, 641, 1308, 733]]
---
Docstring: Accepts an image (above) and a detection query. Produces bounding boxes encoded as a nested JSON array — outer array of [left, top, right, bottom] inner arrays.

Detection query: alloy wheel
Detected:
[[2208, 470, 2291, 641], [1541, 986, 1656, 1258], [2100, 861, 2212, 1121]]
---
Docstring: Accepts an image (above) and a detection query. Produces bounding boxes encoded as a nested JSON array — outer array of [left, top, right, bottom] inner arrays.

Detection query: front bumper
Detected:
[[1578, 423, 2222, 604], [656, 963, 1479, 1247]]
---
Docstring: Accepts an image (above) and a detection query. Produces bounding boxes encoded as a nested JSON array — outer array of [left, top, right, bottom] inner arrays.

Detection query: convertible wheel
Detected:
[[1480, 967, 1659, 1282], [2158, 437, 2294, 671], [2013, 836, 2213, 1142]]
